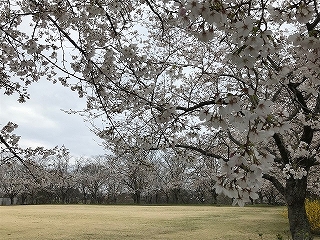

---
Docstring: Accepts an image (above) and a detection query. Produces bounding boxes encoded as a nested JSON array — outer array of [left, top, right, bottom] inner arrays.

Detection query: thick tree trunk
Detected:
[[165, 193, 170, 204], [136, 190, 141, 204], [132, 190, 141, 204], [172, 188, 180, 204], [61, 190, 67, 204], [264, 172, 312, 240], [155, 191, 159, 204], [10, 195, 14, 205], [285, 177, 312, 240], [82, 186, 87, 204], [210, 189, 218, 204]]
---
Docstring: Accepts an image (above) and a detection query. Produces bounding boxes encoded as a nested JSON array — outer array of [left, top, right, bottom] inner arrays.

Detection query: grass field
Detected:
[[0, 205, 318, 240]]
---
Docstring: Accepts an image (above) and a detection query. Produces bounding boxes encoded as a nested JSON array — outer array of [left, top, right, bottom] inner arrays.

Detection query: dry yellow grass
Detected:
[[0, 204, 316, 240]]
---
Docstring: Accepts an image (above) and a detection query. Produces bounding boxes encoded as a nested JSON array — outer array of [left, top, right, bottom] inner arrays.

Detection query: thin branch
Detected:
[[94, 1, 118, 36], [145, 0, 165, 36], [45, 12, 163, 112], [176, 99, 219, 112], [262, 173, 285, 196], [0, 135, 40, 183], [287, 82, 314, 144], [266, 56, 281, 71], [175, 144, 228, 161], [288, 81, 311, 114], [227, 129, 242, 147], [218, 74, 247, 86], [272, 85, 283, 102]]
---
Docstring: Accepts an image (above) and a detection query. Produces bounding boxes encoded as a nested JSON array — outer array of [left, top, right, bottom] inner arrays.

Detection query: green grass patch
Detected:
[[0, 204, 316, 240]]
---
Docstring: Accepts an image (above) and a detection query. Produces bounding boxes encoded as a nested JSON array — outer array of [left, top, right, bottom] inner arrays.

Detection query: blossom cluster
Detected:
[[282, 164, 308, 180], [0, 122, 21, 147], [175, 0, 320, 74], [213, 151, 274, 206]]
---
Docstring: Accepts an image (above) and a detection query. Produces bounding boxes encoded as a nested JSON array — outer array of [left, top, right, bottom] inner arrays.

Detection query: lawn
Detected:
[[0, 204, 316, 240]]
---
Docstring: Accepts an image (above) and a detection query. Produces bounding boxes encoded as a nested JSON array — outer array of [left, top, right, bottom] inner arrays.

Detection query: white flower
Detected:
[[236, 177, 247, 189], [293, 168, 307, 179], [186, 0, 201, 16], [243, 45, 260, 58], [224, 95, 241, 112], [231, 54, 255, 69], [248, 190, 259, 200], [2, 122, 19, 133], [282, 164, 308, 180], [214, 182, 224, 195], [295, 3, 314, 24], [234, 17, 254, 38], [233, 196, 246, 207], [255, 100, 273, 117], [199, 108, 211, 121], [220, 161, 233, 175], [259, 153, 274, 171], [224, 188, 238, 199], [300, 37, 320, 50], [179, 7, 187, 17], [25, 39, 38, 54]]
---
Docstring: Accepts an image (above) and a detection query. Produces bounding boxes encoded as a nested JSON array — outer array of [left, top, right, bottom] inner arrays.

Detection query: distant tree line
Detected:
[[0, 147, 294, 206]]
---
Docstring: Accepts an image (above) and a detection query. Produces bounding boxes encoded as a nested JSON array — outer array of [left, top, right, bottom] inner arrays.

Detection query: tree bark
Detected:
[[10, 195, 14, 205], [285, 176, 312, 240], [264, 173, 312, 239], [132, 190, 141, 204], [210, 189, 218, 204], [172, 188, 180, 204]]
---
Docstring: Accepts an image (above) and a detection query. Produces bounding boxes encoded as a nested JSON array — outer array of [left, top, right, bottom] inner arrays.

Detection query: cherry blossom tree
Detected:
[[120, 151, 156, 204], [259, 180, 285, 205], [190, 155, 219, 204], [1, 122, 57, 182], [45, 146, 78, 203], [75, 156, 110, 204], [1, 1, 320, 239], [0, 160, 26, 205], [151, 149, 193, 203], [101, 155, 125, 203]]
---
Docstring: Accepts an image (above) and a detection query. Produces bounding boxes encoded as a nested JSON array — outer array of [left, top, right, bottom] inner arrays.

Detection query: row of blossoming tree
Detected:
[[0, 146, 234, 205], [3, 145, 316, 205], [0, 1, 319, 239]]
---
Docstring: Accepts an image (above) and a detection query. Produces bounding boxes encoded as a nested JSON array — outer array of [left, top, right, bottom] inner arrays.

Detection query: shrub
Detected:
[[305, 198, 320, 234]]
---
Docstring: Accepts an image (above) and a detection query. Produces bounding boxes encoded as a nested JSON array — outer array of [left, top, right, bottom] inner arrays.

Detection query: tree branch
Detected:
[[176, 99, 220, 112], [227, 129, 242, 147], [145, 0, 165, 36], [175, 144, 228, 162], [272, 133, 290, 165], [94, 1, 118, 36], [306, 14, 320, 32], [262, 173, 285, 196], [288, 81, 311, 114], [0, 135, 40, 183], [287, 82, 314, 145]]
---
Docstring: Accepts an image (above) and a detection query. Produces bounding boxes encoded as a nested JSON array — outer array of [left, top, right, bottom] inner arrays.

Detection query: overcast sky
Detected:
[[0, 80, 106, 157]]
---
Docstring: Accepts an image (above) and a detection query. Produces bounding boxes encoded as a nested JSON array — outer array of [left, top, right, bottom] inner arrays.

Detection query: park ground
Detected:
[[0, 204, 319, 240]]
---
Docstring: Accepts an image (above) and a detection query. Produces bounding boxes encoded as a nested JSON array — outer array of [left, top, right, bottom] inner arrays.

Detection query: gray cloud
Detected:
[[0, 81, 106, 157]]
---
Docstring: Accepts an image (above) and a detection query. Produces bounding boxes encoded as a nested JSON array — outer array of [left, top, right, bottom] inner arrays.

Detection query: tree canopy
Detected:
[[0, 1, 319, 239]]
